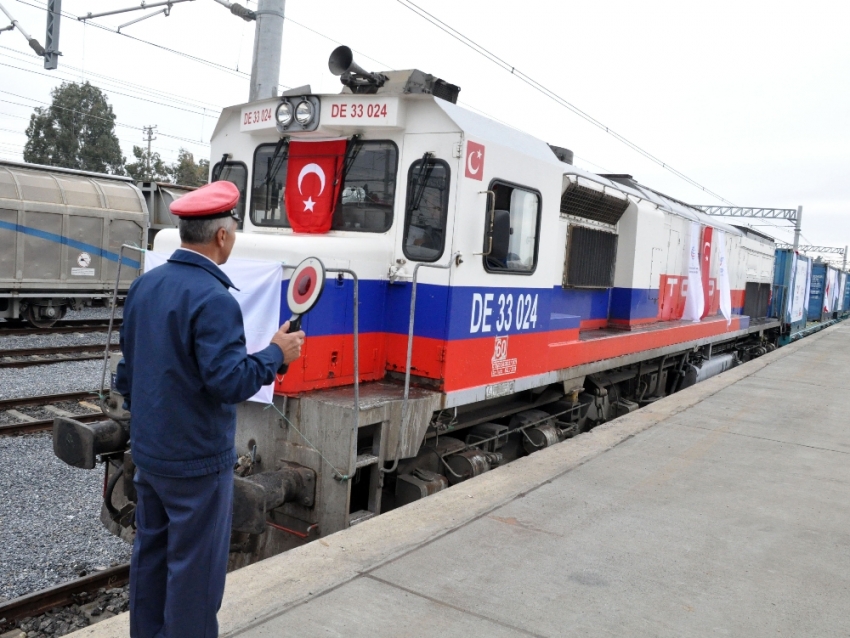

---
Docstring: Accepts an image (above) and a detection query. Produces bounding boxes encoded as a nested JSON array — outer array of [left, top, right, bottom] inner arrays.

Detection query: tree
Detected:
[[171, 148, 209, 187], [24, 81, 124, 174], [125, 145, 172, 182]]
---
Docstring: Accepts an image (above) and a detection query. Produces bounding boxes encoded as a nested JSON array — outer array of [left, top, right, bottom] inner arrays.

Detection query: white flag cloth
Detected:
[[803, 259, 812, 320], [144, 251, 283, 404], [824, 268, 837, 313], [716, 231, 732, 325], [789, 255, 808, 323], [681, 222, 705, 322]]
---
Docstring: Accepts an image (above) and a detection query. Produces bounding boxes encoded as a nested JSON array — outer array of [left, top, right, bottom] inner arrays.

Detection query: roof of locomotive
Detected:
[[214, 88, 765, 243]]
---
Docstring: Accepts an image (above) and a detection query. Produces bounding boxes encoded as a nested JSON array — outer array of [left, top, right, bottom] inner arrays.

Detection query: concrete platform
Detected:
[[72, 322, 850, 637]]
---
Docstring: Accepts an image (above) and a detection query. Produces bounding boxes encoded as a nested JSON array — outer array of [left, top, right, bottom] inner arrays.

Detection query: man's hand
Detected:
[[271, 321, 305, 364]]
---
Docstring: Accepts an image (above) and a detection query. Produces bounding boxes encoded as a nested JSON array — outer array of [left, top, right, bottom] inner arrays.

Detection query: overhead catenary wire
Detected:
[[394, 0, 734, 206], [13, 0, 290, 92], [0, 44, 224, 112], [0, 87, 209, 146], [2, 59, 220, 119]]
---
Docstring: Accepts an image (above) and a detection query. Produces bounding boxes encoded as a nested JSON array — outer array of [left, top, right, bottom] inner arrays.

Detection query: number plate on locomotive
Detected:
[[324, 97, 400, 127]]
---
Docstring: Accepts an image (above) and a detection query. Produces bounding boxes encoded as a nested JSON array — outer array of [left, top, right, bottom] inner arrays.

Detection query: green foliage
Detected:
[[125, 145, 172, 182], [171, 148, 209, 187], [23, 81, 124, 174]]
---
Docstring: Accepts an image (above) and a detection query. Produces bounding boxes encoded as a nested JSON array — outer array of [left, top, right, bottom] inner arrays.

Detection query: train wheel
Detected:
[[24, 304, 65, 328]]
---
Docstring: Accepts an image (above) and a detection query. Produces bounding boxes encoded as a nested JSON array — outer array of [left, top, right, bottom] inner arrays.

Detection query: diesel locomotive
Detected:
[[53, 47, 846, 568]]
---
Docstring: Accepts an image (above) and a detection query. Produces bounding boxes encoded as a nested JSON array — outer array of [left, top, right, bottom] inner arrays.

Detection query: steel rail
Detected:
[[0, 390, 98, 410], [0, 411, 105, 436], [0, 344, 120, 368], [0, 319, 122, 337], [0, 564, 129, 628]]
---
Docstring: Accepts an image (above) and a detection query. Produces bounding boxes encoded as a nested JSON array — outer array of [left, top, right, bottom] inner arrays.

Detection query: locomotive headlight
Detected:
[[276, 101, 293, 126], [295, 100, 315, 126]]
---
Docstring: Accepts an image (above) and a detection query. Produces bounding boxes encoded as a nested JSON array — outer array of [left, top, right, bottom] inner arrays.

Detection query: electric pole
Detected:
[[44, 0, 62, 69], [249, 0, 285, 101], [77, 1, 282, 103], [793, 205, 803, 251], [143, 125, 157, 177]]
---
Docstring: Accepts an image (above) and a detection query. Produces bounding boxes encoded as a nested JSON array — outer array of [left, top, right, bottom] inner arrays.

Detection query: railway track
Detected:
[[0, 344, 120, 369], [0, 564, 129, 630], [0, 391, 105, 436], [0, 318, 122, 337]]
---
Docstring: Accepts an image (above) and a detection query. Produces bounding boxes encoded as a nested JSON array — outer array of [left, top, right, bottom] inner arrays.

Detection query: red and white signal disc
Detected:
[[286, 257, 326, 315]]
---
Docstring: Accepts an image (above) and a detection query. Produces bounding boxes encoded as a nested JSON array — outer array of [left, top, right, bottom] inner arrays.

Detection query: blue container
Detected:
[[773, 249, 811, 338], [807, 263, 827, 322], [843, 273, 850, 313]]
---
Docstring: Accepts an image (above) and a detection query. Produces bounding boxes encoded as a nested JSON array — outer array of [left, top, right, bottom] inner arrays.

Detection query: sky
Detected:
[[0, 0, 848, 257]]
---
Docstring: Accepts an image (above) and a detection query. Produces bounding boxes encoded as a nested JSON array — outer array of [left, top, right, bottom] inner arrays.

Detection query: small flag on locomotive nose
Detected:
[[284, 139, 347, 234]]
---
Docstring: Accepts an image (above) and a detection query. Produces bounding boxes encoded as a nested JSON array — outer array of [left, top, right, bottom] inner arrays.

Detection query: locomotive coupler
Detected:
[[53, 416, 130, 470], [232, 463, 316, 535]]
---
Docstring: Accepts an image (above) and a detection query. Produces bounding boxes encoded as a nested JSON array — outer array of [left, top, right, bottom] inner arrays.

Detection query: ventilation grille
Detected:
[[563, 225, 618, 288], [430, 79, 460, 104], [560, 180, 630, 226]]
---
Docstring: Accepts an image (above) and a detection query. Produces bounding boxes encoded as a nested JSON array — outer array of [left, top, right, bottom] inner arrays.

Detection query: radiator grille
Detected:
[[560, 181, 630, 226], [563, 225, 618, 288]]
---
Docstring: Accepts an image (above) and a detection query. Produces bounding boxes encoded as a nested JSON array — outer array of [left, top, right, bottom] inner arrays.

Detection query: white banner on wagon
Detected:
[[789, 255, 808, 323], [717, 231, 732, 325], [681, 222, 705, 323]]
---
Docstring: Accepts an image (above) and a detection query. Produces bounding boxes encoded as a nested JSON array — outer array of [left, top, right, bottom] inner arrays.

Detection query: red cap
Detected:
[[170, 181, 240, 218]]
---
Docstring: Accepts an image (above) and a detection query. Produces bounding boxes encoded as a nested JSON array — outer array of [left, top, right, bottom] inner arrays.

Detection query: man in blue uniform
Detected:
[[115, 181, 305, 638]]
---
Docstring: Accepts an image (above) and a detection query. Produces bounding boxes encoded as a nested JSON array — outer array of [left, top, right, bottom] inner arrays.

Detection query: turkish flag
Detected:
[[285, 139, 347, 233], [465, 140, 485, 181], [700, 226, 713, 318]]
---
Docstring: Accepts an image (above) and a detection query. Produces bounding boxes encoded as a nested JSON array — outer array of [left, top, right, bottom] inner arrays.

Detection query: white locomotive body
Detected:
[[141, 53, 778, 562]]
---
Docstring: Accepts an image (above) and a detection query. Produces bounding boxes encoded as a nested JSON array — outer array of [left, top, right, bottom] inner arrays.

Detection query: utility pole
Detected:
[[249, 0, 285, 102], [793, 205, 803, 251], [78, 1, 279, 102], [43, 0, 62, 69], [143, 125, 157, 177]]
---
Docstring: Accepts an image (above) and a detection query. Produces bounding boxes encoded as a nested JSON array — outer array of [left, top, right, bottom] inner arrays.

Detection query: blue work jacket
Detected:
[[115, 249, 284, 478]]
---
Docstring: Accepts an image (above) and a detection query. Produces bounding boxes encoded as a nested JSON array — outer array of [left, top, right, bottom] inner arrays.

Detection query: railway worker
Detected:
[[115, 180, 305, 638]]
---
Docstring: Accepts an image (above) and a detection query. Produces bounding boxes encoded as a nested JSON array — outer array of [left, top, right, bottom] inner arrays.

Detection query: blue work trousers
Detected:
[[130, 468, 233, 638]]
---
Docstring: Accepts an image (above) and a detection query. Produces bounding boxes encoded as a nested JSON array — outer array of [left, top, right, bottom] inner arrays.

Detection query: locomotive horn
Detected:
[[328, 45, 388, 92], [328, 45, 368, 77]]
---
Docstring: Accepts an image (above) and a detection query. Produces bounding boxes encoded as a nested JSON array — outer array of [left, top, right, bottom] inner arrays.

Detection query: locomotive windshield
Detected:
[[211, 160, 247, 229], [250, 139, 398, 231]]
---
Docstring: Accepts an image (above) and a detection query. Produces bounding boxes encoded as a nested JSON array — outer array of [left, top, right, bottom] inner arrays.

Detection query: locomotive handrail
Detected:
[[325, 267, 360, 456], [99, 244, 145, 409], [280, 263, 359, 481], [383, 253, 459, 474]]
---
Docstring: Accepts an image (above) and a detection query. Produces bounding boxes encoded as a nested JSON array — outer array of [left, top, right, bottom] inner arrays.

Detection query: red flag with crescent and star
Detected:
[[284, 139, 347, 233], [465, 140, 485, 181]]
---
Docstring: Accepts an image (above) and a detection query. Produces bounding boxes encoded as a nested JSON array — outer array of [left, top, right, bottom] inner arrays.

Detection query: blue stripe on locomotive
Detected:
[[282, 280, 666, 341], [0, 220, 141, 269]]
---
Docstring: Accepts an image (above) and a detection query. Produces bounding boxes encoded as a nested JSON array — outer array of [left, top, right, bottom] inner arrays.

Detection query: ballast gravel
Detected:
[[0, 433, 132, 602], [0, 360, 107, 401]]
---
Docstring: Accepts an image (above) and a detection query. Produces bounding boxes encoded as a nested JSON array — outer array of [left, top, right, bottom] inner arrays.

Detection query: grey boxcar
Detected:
[[0, 160, 147, 326]]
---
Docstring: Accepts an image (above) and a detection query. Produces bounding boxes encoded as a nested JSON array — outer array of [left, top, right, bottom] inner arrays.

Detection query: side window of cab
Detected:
[[403, 157, 451, 262], [482, 181, 541, 274]]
